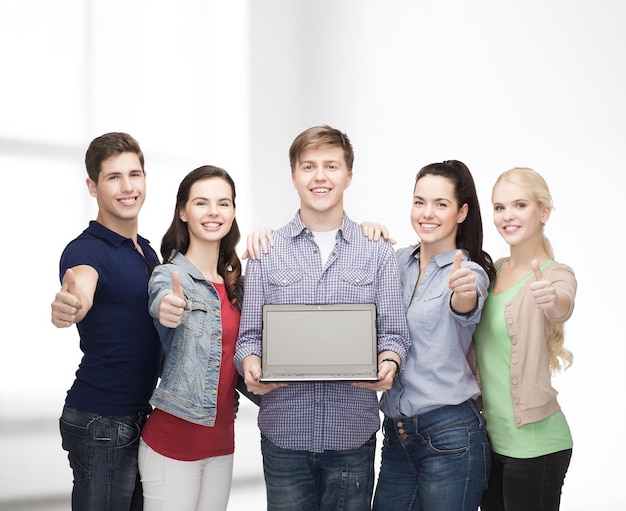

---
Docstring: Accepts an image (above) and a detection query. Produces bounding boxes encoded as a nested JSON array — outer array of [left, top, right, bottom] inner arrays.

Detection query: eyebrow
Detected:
[[102, 169, 142, 177], [191, 196, 233, 202], [300, 159, 342, 165], [494, 197, 528, 203], [414, 195, 452, 202]]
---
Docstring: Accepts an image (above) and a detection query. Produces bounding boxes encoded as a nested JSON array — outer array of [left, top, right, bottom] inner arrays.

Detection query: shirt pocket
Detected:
[[183, 290, 219, 348], [266, 269, 304, 302], [413, 288, 447, 335], [338, 268, 376, 302]]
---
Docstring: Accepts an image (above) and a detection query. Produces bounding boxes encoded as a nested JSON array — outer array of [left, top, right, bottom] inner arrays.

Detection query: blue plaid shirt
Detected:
[[234, 212, 410, 452]]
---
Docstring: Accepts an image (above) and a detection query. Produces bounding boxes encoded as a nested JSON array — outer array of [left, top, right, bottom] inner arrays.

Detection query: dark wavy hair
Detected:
[[415, 160, 496, 281], [160, 165, 243, 308], [85, 132, 144, 182]]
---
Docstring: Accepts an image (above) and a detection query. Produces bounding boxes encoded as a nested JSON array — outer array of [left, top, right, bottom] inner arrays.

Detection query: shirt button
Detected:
[[512, 378, 518, 385], [396, 421, 404, 427], [282, 279, 287, 284], [512, 358, 518, 365], [507, 319, 513, 325]]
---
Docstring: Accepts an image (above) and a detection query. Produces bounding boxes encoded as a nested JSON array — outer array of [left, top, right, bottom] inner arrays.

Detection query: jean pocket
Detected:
[[59, 417, 93, 481], [426, 425, 471, 455], [112, 419, 142, 450]]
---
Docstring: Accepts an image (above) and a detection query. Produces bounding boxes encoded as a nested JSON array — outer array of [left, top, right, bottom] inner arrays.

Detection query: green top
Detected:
[[473, 261, 572, 458]]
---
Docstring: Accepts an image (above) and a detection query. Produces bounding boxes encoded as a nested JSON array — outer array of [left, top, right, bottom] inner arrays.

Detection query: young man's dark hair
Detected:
[[85, 131, 145, 182]]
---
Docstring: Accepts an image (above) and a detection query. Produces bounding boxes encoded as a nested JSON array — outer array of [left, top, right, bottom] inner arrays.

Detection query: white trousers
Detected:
[[138, 438, 234, 511]]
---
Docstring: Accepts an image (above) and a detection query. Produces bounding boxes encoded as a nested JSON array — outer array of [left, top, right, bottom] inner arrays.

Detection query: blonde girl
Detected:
[[474, 167, 576, 511]]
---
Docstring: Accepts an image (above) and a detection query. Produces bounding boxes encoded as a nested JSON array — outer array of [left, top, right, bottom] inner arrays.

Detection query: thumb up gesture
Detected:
[[448, 250, 477, 313], [529, 259, 557, 310], [448, 250, 476, 298], [159, 271, 186, 328], [51, 268, 83, 327]]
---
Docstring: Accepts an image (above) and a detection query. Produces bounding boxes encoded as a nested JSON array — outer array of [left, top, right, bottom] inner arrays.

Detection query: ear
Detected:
[[344, 171, 353, 189], [86, 177, 97, 198], [179, 208, 187, 223], [457, 203, 469, 224], [541, 206, 551, 224]]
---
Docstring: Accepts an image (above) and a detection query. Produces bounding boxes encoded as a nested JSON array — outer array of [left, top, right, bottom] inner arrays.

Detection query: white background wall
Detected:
[[1, 1, 624, 509]]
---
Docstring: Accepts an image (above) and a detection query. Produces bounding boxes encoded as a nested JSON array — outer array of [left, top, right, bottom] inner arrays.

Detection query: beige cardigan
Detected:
[[471, 258, 577, 427]]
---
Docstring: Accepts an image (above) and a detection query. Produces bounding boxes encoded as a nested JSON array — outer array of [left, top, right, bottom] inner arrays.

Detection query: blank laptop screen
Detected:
[[260, 303, 378, 382]]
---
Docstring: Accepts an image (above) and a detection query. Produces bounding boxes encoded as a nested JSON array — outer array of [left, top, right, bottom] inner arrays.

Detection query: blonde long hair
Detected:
[[494, 167, 573, 372]]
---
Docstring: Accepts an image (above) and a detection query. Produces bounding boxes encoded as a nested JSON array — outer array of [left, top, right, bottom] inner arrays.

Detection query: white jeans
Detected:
[[138, 438, 234, 511]]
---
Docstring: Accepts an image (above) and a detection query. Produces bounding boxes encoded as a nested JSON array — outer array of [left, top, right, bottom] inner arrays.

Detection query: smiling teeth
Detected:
[[421, 223, 437, 229], [313, 188, 329, 193], [119, 198, 136, 205]]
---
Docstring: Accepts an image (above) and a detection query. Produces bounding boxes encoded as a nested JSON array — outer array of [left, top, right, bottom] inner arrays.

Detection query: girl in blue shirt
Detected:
[[373, 160, 496, 511]]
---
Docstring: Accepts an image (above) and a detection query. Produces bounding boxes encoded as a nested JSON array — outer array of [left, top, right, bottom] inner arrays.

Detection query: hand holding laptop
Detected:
[[241, 354, 287, 396], [352, 351, 400, 392]]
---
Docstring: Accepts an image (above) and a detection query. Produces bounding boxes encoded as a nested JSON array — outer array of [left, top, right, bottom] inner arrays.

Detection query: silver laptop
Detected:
[[260, 303, 379, 383]]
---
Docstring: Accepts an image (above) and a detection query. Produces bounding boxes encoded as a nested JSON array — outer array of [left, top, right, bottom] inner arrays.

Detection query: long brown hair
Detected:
[[160, 165, 242, 309]]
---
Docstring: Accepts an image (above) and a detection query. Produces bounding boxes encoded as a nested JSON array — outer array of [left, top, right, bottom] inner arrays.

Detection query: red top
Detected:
[[142, 281, 240, 461]]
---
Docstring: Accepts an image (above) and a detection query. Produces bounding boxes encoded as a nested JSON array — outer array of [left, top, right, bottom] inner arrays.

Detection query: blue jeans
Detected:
[[480, 449, 572, 511], [261, 434, 376, 511], [372, 399, 491, 511], [59, 405, 147, 511]]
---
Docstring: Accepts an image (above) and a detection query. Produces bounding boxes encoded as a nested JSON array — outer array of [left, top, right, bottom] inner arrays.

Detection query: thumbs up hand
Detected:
[[51, 268, 83, 327], [448, 250, 477, 298], [448, 250, 478, 314], [159, 271, 187, 328], [529, 259, 557, 310]]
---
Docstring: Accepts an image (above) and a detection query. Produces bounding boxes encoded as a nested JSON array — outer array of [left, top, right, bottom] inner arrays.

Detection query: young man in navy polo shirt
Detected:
[[51, 132, 162, 510]]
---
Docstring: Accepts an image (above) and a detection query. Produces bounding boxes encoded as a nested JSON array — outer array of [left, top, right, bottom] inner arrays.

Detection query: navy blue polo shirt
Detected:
[[59, 221, 162, 416]]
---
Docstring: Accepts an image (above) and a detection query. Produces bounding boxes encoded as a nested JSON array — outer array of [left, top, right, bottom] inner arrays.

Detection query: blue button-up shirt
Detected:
[[234, 212, 410, 452], [380, 246, 489, 418]]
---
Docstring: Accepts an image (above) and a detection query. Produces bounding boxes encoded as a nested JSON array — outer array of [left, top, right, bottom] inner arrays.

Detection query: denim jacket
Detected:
[[147, 252, 223, 426]]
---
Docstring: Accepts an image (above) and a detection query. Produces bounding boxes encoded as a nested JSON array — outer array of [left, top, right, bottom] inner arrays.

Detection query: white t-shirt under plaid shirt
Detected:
[[234, 212, 410, 452]]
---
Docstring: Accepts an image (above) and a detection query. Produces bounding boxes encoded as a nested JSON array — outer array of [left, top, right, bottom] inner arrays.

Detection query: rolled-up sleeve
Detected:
[[234, 258, 264, 374], [375, 243, 411, 370]]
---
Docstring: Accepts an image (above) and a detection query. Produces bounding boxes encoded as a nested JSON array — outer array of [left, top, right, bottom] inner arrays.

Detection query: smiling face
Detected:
[[492, 180, 550, 248], [88, 151, 146, 233], [291, 144, 352, 230], [411, 174, 467, 253], [179, 177, 236, 247]]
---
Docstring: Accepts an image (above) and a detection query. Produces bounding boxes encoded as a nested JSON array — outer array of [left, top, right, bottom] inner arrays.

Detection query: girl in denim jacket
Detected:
[[139, 165, 243, 511]]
